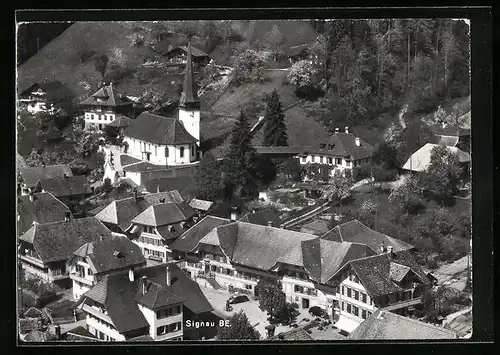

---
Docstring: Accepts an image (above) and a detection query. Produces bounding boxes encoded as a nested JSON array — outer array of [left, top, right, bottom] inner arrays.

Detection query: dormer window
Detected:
[[113, 250, 123, 258], [320, 143, 326, 149], [180, 221, 186, 229], [328, 144, 334, 150], [167, 225, 173, 232]]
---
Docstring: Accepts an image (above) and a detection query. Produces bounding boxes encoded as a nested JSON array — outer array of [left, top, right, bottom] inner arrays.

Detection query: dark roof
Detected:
[[23, 330, 57, 342], [20, 217, 113, 263], [79, 84, 133, 107], [36, 175, 91, 198], [308, 132, 374, 160], [95, 191, 184, 231], [437, 136, 459, 147], [171, 216, 231, 253], [189, 198, 214, 211], [131, 202, 196, 227], [255, 146, 313, 155], [143, 176, 198, 200], [129, 334, 154, 342], [20, 81, 75, 102], [286, 44, 310, 58], [120, 154, 142, 166], [123, 111, 198, 145], [163, 45, 211, 58], [272, 327, 314, 341], [122, 161, 170, 173], [83, 263, 212, 334], [70, 235, 146, 275], [106, 115, 133, 128], [336, 251, 430, 298], [321, 220, 414, 254], [19, 165, 73, 188], [238, 209, 282, 227], [348, 310, 456, 340], [17, 192, 71, 236], [66, 326, 99, 340], [300, 219, 330, 235], [429, 123, 471, 137], [23, 307, 43, 318], [179, 44, 200, 107]]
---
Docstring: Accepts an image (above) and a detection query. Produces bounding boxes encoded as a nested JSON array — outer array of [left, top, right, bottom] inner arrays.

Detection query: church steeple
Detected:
[[179, 42, 200, 109]]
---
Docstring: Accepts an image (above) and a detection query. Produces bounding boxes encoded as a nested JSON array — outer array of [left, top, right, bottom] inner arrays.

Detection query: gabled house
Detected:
[[79, 263, 213, 341], [429, 122, 471, 152], [328, 249, 431, 335], [286, 44, 312, 64], [19, 81, 75, 115], [128, 202, 197, 263], [347, 309, 456, 340], [95, 190, 183, 236], [18, 217, 112, 287], [33, 175, 92, 207], [298, 127, 374, 177], [19, 164, 73, 195], [67, 236, 147, 301], [161, 45, 212, 70], [17, 192, 71, 236], [238, 209, 282, 227], [188, 198, 214, 218], [299, 219, 330, 236], [80, 83, 134, 132]]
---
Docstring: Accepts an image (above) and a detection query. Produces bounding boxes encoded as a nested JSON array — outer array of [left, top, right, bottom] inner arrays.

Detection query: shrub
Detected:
[[105, 65, 136, 83], [130, 32, 145, 47]]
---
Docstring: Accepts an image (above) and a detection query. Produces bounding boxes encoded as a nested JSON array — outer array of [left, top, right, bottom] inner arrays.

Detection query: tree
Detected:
[[287, 60, 317, 90], [216, 311, 260, 340], [196, 152, 222, 201], [282, 158, 303, 182], [373, 142, 401, 170], [109, 47, 127, 68], [231, 49, 266, 86], [322, 170, 353, 204], [264, 25, 285, 62], [388, 174, 423, 215], [424, 145, 463, 201], [256, 279, 286, 321], [263, 89, 288, 147], [102, 178, 113, 194], [310, 34, 330, 89], [358, 198, 377, 228], [25, 149, 44, 167], [223, 110, 258, 198], [94, 53, 109, 79]]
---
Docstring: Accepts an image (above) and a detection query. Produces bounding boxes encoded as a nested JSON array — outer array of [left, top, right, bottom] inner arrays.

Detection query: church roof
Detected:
[[179, 43, 200, 107]]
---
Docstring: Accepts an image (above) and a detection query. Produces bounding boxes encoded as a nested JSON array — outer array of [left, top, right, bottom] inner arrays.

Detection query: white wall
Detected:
[[138, 304, 183, 341], [86, 314, 126, 341], [123, 137, 195, 166], [84, 109, 116, 131], [178, 108, 200, 146]]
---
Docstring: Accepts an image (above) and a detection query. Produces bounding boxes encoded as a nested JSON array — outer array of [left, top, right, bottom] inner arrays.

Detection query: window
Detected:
[[245, 284, 252, 290], [155, 145, 157, 156], [353, 306, 359, 317], [301, 156, 306, 163], [345, 160, 351, 167], [180, 147, 185, 158], [341, 286, 345, 295], [368, 311, 372, 318], [361, 293, 367, 303], [354, 290, 359, 300], [341, 302, 344, 311], [320, 156, 324, 164], [210, 265, 217, 272], [362, 309, 367, 319], [191, 145, 194, 156], [87, 269, 93, 276], [165, 147, 169, 157], [75, 264, 85, 277], [346, 304, 351, 313], [336, 158, 342, 165], [156, 306, 181, 319], [328, 157, 333, 164], [347, 288, 352, 298], [320, 143, 326, 149]]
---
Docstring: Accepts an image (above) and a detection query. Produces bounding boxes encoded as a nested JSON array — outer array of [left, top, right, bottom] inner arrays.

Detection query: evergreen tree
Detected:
[[223, 109, 258, 198], [263, 89, 288, 147], [196, 152, 222, 201]]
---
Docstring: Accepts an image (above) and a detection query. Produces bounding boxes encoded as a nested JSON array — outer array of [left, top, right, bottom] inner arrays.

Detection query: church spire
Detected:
[[179, 42, 200, 108]]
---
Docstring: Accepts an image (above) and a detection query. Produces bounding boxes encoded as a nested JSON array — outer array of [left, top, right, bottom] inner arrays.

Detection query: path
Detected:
[[281, 200, 333, 228]]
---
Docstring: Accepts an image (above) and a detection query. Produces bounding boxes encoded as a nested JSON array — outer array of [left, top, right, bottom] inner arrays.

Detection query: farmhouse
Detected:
[[161, 45, 212, 70], [429, 122, 471, 152], [402, 143, 471, 175], [33, 175, 92, 206], [19, 80, 75, 115], [19, 164, 73, 195]]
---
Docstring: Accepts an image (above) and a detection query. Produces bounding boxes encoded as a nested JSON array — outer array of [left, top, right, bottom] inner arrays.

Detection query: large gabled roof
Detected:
[[37, 175, 91, 198], [19, 217, 112, 264], [238, 209, 282, 227], [95, 191, 184, 231], [20, 81, 75, 102], [310, 132, 375, 160], [17, 192, 70, 236], [131, 202, 195, 227], [123, 111, 198, 145], [402, 143, 471, 172], [79, 84, 132, 107], [171, 215, 231, 253], [19, 164, 73, 188], [83, 263, 212, 334]]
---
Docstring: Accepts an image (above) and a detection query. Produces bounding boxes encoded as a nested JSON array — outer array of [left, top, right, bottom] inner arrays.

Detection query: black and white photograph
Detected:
[[16, 16, 474, 343]]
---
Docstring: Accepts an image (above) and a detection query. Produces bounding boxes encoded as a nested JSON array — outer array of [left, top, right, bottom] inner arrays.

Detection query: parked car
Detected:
[[227, 294, 249, 305], [308, 306, 328, 317]]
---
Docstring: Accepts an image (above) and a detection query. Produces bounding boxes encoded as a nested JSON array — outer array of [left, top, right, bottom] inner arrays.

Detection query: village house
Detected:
[[18, 80, 75, 115], [33, 175, 92, 208], [329, 249, 431, 335], [67, 235, 147, 301], [298, 127, 374, 177], [18, 217, 112, 288], [161, 45, 212, 72], [238, 208, 282, 227], [429, 122, 471, 153], [95, 190, 184, 237], [17, 192, 71, 236], [188, 198, 215, 218], [19, 164, 73, 195], [347, 309, 457, 340], [299, 219, 330, 236], [128, 201, 197, 263], [79, 263, 213, 341], [286, 44, 314, 64], [80, 83, 134, 132]]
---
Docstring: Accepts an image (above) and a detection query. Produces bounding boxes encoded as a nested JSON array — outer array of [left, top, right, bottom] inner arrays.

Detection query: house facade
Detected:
[[19, 81, 75, 115], [80, 83, 134, 132], [298, 127, 374, 177], [79, 263, 213, 341], [67, 236, 147, 301], [18, 217, 112, 288]]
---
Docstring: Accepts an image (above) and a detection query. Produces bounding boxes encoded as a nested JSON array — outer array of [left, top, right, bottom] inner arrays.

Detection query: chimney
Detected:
[[230, 207, 238, 221], [141, 275, 148, 295], [355, 137, 360, 147], [129, 269, 135, 282], [160, 198, 166, 204], [166, 265, 171, 286], [54, 325, 61, 340], [193, 216, 199, 223], [387, 245, 394, 257], [379, 243, 385, 253], [64, 211, 71, 222], [100, 234, 104, 241], [345, 126, 349, 134], [157, 185, 160, 193], [442, 121, 446, 128], [252, 209, 256, 214], [42, 163, 46, 168], [335, 127, 339, 133], [63, 174, 68, 179], [29, 193, 35, 203], [32, 221, 38, 226], [267, 221, 273, 227]]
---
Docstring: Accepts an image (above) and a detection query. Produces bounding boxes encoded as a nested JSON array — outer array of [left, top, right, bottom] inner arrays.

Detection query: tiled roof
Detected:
[[143, 176, 198, 200], [79, 84, 132, 107], [20, 81, 75, 102], [19, 217, 113, 264], [69, 236, 146, 275], [95, 191, 184, 231], [171, 216, 231, 253], [23, 330, 57, 342], [156, 222, 192, 241], [402, 143, 471, 172], [286, 44, 310, 58], [335, 251, 430, 297], [389, 262, 411, 283], [17, 192, 70, 236], [131, 202, 196, 227], [189, 198, 214, 212], [123, 111, 198, 145], [36, 175, 91, 198], [300, 219, 330, 235], [437, 136, 459, 147], [122, 161, 170, 173], [23, 307, 43, 318], [120, 154, 142, 167], [429, 123, 470, 137], [19, 165, 73, 188], [83, 263, 212, 334], [238, 209, 282, 227], [348, 310, 456, 340], [308, 132, 374, 160], [106, 115, 133, 128], [66, 326, 99, 341], [272, 327, 313, 340], [255, 146, 313, 155], [164, 45, 211, 58], [321, 219, 414, 255]]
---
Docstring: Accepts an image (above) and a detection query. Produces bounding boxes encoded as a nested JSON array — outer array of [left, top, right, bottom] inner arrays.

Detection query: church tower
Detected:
[[178, 43, 201, 147]]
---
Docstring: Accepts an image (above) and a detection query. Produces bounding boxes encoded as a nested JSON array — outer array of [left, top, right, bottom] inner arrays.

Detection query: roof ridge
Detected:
[[381, 310, 456, 333]]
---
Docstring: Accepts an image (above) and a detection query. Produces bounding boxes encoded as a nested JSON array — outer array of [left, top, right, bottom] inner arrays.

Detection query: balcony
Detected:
[[49, 270, 69, 280], [381, 298, 422, 312], [70, 272, 94, 286], [20, 254, 45, 268]]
